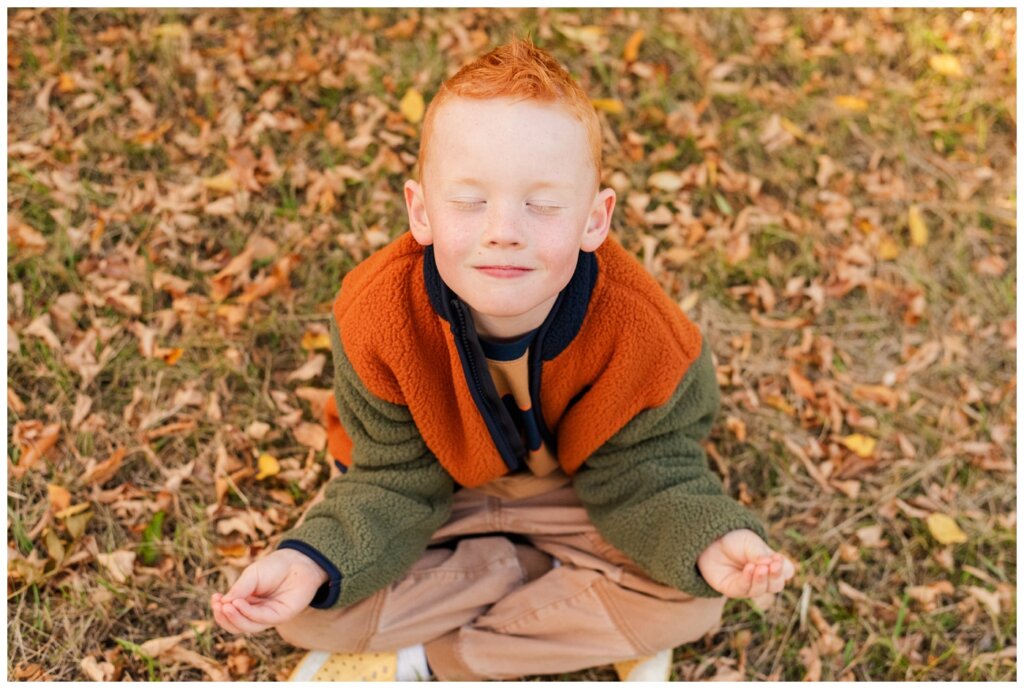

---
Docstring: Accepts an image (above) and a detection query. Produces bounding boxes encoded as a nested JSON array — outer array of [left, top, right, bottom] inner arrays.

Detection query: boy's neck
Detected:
[[470, 295, 557, 342]]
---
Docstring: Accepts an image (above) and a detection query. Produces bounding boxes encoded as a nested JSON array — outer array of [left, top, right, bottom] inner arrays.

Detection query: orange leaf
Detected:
[[623, 29, 645, 63], [81, 447, 126, 486], [47, 484, 72, 512], [16, 423, 61, 472], [788, 366, 816, 402]]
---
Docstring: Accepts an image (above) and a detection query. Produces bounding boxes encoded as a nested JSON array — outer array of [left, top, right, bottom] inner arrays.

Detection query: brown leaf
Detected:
[[286, 354, 326, 382], [23, 314, 62, 351], [96, 549, 135, 584], [787, 365, 816, 402], [798, 645, 822, 681], [14, 422, 61, 474], [81, 447, 126, 486], [293, 422, 327, 451]]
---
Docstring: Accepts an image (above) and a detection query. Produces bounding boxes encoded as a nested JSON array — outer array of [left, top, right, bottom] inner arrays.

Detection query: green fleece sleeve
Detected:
[[572, 340, 767, 598], [277, 319, 454, 609]]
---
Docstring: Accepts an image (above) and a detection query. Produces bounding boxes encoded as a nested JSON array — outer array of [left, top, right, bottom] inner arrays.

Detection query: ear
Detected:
[[580, 187, 616, 253], [404, 179, 432, 246]]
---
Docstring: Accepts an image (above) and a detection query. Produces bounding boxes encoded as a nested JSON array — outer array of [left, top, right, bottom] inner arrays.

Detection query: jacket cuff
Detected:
[[277, 539, 343, 609]]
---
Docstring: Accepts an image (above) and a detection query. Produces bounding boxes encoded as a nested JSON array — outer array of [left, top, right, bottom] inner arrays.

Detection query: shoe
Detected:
[[287, 650, 397, 681], [614, 648, 673, 681]]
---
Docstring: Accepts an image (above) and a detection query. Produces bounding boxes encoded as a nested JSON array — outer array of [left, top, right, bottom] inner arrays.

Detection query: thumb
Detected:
[[224, 561, 269, 602], [738, 531, 775, 562]]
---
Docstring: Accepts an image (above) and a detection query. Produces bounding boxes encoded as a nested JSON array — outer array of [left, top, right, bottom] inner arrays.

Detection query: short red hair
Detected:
[[417, 37, 602, 186]]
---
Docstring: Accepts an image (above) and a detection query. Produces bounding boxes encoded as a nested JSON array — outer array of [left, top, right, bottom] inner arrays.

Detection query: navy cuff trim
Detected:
[[277, 540, 343, 609], [334, 459, 348, 474]]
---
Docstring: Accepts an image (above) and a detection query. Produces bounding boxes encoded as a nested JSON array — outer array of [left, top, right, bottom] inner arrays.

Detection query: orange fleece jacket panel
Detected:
[[323, 232, 702, 487]]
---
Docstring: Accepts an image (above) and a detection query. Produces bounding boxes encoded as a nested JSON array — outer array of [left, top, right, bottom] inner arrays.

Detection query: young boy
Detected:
[[211, 38, 794, 681]]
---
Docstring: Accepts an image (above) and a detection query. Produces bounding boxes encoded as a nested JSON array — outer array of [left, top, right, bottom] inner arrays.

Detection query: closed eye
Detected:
[[449, 199, 485, 210], [527, 202, 563, 214]]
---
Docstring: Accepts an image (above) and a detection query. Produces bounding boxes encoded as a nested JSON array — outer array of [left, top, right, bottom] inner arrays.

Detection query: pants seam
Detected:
[[593, 577, 652, 657], [483, 575, 604, 634], [354, 589, 387, 653]]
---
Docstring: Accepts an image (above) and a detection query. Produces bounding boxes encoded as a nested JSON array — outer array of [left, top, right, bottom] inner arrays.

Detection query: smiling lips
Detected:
[[475, 265, 533, 278]]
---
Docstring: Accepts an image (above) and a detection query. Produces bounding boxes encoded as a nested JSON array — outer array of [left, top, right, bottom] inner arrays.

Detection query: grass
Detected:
[[6, 6, 1017, 683]]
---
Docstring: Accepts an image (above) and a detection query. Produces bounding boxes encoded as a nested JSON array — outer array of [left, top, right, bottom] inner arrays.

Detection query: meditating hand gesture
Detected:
[[697, 529, 796, 599]]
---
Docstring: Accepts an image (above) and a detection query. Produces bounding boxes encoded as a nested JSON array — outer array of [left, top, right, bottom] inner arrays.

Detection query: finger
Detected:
[[221, 601, 269, 634], [782, 558, 796, 580], [212, 603, 242, 634], [225, 564, 266, 601], [231, 597, 287, 626]]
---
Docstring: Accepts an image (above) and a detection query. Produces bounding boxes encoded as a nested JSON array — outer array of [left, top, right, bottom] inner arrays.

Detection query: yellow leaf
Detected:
[[929, 54, 964, 78], [400, 88, 425, 124], [926, 513, 968, 545], [834, 95, 869, 112], [908, 204, 929, 246], [54, 502, 91, 520], [623, 29, 645, 62], [556, 25, 607, 51], [152, 23, 188, 40], [841, 434, 876, 458], [877, 237, 901, 260], [591, 98, 624, 115], [255, 453, 280, 481], [202, 172, 236, 194], [301, 331, 332, 351], [779, 117, 806, 138]]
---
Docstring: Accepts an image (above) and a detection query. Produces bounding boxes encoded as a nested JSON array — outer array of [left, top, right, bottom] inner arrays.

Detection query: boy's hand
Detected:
[[696, 529, 795, 599], [211, 549, 329, 634]]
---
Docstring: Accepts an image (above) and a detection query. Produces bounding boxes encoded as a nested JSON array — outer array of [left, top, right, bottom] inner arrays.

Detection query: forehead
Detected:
[[425, 96, 593, 184]]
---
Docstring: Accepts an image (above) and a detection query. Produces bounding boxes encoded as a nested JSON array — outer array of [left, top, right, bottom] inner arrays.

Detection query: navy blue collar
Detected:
[[479, 329, 537, 361]]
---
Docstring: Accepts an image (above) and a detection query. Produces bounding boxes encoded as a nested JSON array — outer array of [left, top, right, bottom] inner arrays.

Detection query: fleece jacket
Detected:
[[277, 231, 767, 608]]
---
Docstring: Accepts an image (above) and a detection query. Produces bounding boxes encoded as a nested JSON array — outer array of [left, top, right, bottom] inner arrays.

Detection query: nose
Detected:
[[481, 201, 524, 248]]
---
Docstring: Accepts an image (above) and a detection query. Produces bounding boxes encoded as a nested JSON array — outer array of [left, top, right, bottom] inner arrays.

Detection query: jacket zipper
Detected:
[[450, 299, 522, 472]]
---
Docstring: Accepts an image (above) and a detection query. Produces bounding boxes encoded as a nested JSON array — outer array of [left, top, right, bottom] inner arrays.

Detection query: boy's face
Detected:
[[404, 97, 616, 340]]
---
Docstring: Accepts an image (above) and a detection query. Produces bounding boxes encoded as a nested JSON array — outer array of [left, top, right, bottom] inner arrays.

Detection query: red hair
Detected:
[[417, 37, 602, 185]]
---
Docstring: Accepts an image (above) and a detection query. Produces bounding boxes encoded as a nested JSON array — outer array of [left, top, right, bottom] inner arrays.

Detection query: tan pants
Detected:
[[275, 484, 726, 680]]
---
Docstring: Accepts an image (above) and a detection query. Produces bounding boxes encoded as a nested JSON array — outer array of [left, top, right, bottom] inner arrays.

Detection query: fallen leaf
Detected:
[[80, 656, 116, 682], [246, 421, 271, 440], [856, 524, 889, 548], [647, 170, 684, 192], [71, 393, 94, 430], [202, 171, 237, 194], [81, 447, 127, 486], [798, 645, 822, 681], [834, 95, 869, 111], [906, 581, 954, 611], [555, 24, 607, 51], [293, 422, 327, 451], [96, 549, 136, 584], [47, 484, 72, 512], [255, 453, 280, 480], [23, 314, 62, 351], [286, 354, 326, 382], [926, 513, 968, 545], [787, 366, 816, 402], [841, 433, 876, 458], [908, 204, 929, 246], [15, 422, 61, 473], [623, 29, 645, 62], [929, 54, 964, 77], [400, 88, 424, 124], [591, 98, 624, 115], [966, 585, 1001, 616], [301, 331, 331, 351]]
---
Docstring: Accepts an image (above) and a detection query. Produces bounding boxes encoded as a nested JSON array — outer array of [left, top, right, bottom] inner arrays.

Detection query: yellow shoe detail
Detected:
[[287, 650, 398, 682]]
